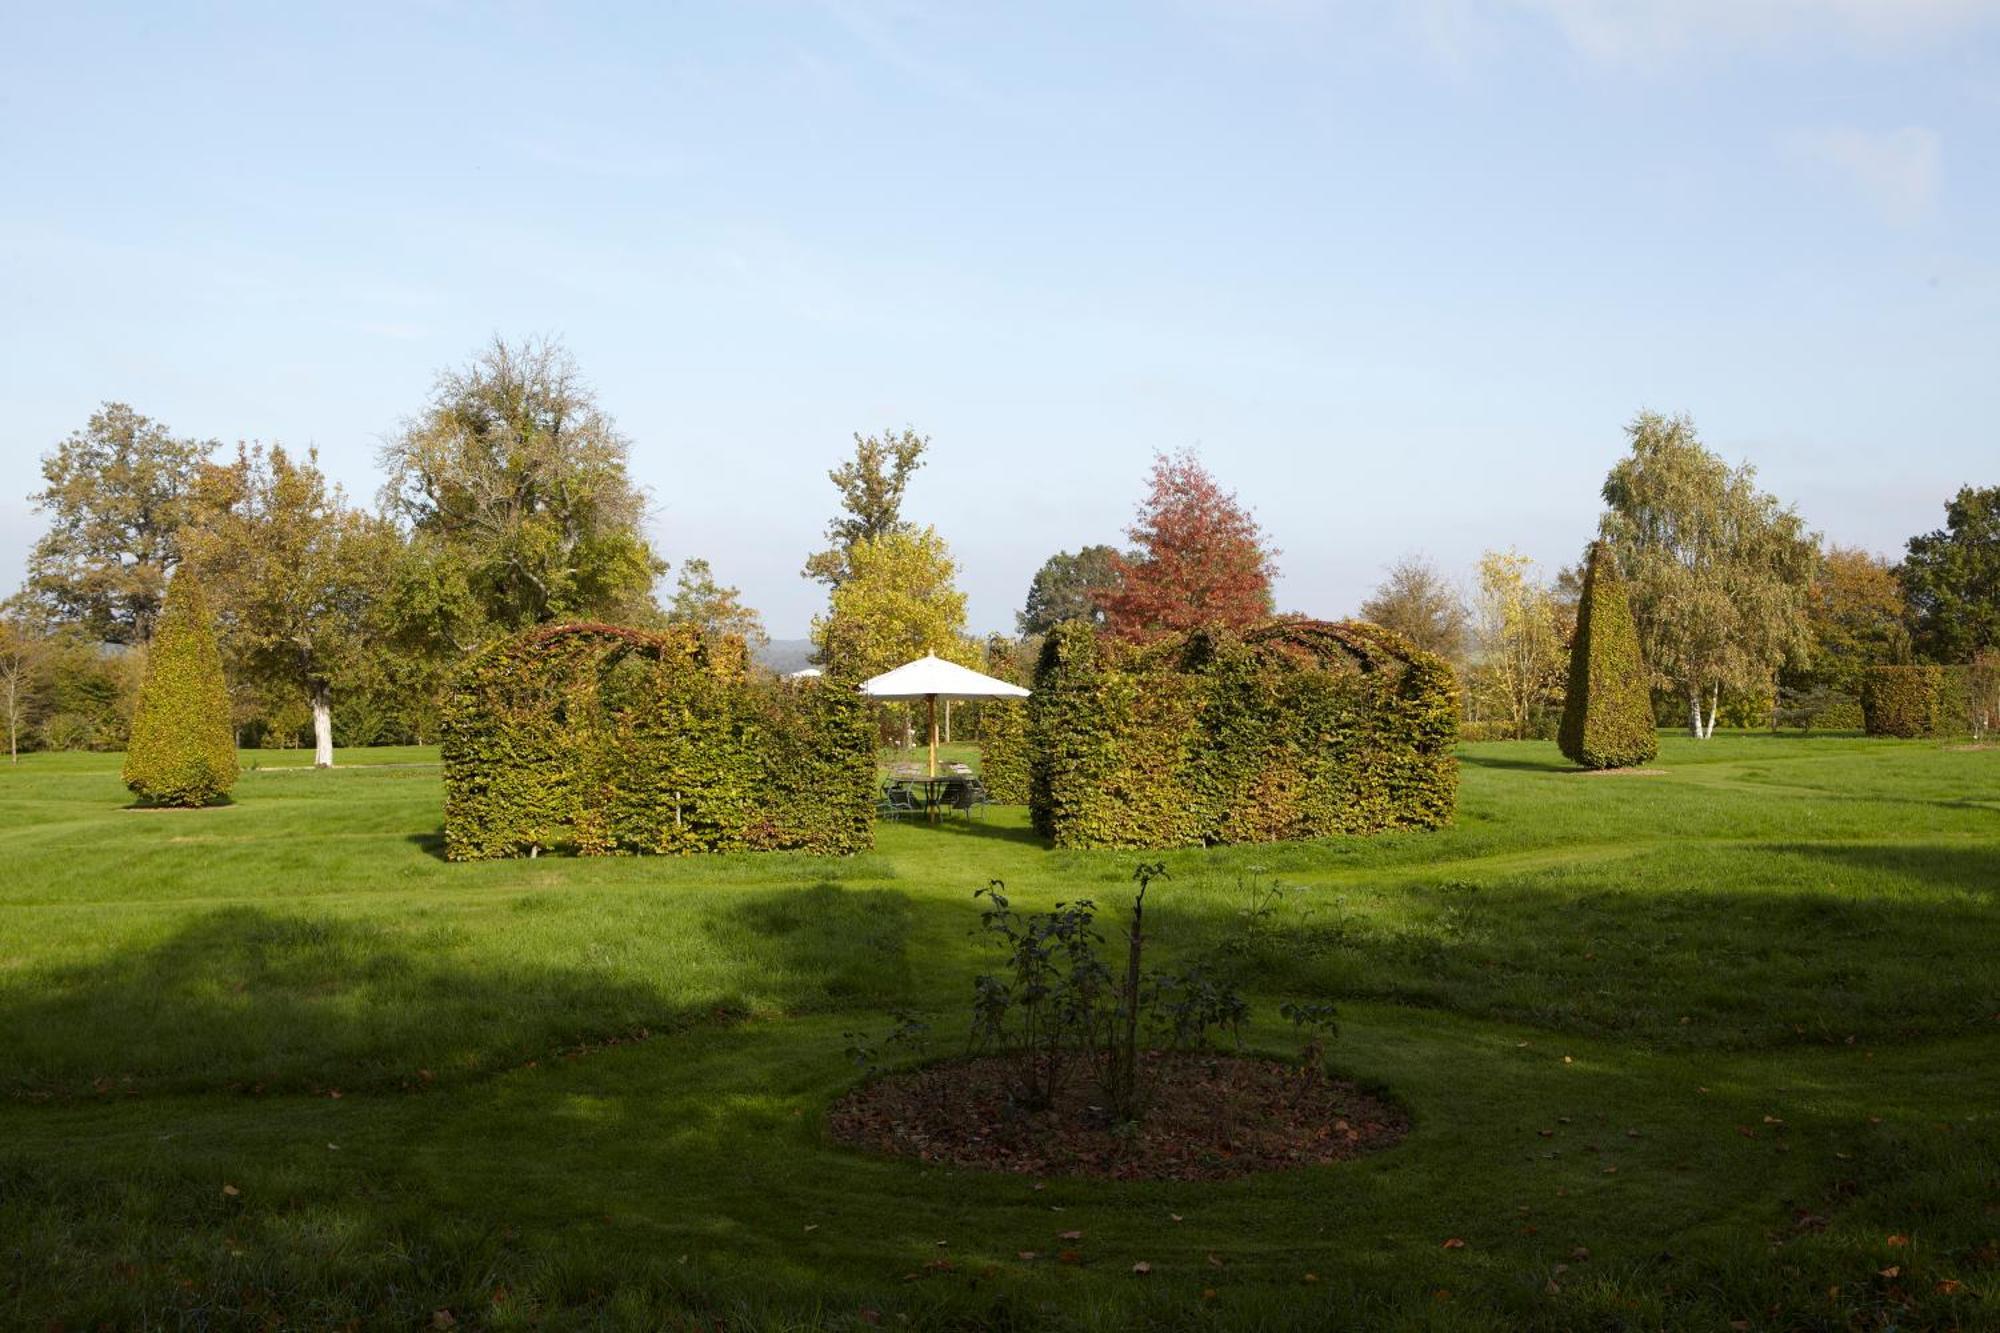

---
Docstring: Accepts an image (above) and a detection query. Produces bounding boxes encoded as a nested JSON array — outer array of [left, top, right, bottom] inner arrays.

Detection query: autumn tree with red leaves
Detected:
[[1101, 450, 1279, 641]]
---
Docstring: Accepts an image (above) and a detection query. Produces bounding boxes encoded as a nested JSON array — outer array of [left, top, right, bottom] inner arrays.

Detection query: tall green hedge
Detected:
[[122, 569, 238, 807], [441, 623, 874, 860], [976, 640, 1033, 803], [1558, 544, 1658, 769], [1027, 618, 1458, 849], [1860, 664, 1980, 738]]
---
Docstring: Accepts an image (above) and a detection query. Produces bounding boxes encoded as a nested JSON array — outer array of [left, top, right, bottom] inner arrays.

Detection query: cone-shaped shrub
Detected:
[[1558, 544, 1657, 769], [123, 569, 238, 806]]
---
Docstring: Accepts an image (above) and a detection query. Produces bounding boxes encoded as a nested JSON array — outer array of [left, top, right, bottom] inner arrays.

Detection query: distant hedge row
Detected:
[[1860, 663, 1997, 738], [1025, 618, 1458, 850], [441, 623, 874, 860]]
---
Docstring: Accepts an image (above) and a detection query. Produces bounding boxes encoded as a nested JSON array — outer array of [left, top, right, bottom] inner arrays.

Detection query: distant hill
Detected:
[[754, 638, 816, 675]]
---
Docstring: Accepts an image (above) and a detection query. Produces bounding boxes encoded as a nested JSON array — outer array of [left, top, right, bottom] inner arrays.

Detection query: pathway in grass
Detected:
[[1, 734, 1995, 1329]]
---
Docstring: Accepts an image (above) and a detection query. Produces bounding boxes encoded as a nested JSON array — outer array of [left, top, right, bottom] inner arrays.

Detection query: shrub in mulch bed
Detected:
[[826, 1051, 1407, 1182]]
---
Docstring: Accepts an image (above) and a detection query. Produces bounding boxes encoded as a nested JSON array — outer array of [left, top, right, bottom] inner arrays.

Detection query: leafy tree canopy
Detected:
[[1018, 544, 1120, 636], [1471, 549, 1565, 740], [1101, 450, 1277, 641], [803, 428, 928, 587], [24, 403, 213, 644], [1360, 553, 1468, 660], [1902, 485, 2000, 663], [666, 557, 768, 647], [1599, 411, 1817, 738], [811, 527, 975, 679], [1796, 545, 1910, 693], [187, 444, 399, 763], [378, 336, 663, 645]]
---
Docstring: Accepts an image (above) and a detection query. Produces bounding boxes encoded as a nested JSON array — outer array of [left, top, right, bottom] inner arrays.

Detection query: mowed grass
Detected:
[[0, 736, 1996, 1330]]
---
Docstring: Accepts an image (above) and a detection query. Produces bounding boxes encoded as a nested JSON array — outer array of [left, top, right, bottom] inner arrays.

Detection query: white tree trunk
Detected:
[[311, 683, 333, 768], [1688, 689, 1703, 739], [1704, 684, 1720, 739]]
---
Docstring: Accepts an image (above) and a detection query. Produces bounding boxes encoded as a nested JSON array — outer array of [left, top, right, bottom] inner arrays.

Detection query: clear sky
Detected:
[[3, 1, 1996, 638]]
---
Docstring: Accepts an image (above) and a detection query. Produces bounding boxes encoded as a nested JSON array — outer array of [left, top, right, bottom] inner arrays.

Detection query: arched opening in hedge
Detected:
[[441, 622, 874, 860], [1014, 618, 1458, 849]]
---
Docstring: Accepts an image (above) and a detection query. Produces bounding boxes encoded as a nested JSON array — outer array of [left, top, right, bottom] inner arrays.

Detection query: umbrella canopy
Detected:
[[858, 653, 1029, 777], [858, 653, 1030, 702]]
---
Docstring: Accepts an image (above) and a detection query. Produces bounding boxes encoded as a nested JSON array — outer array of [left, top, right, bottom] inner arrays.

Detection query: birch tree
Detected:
[[1598, 412, 1816, 739], [189, 445, 397, 767]]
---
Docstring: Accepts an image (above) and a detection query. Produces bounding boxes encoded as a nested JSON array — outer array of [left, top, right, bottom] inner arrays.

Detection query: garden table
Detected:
[[888, 775, 970, 822]]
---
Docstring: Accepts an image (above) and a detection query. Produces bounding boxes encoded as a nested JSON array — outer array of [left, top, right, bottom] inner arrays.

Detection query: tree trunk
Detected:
[[311, 682, 333, 768], [1688, 689, 1703, 739], [1703, 683, 1720, 739]]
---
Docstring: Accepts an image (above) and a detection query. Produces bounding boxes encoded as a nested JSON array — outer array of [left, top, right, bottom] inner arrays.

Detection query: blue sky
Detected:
[[3, 1, 1996, 638]]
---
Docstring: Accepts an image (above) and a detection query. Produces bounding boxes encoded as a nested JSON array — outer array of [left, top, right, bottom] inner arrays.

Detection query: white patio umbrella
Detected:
[[858, 652, 1030, 777]]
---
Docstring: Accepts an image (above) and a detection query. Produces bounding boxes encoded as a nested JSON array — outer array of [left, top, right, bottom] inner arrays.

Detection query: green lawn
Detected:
[[1, 735, 1996, 1329]]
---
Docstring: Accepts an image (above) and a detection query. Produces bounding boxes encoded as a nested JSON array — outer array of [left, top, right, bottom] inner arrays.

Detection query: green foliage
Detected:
[[24, 402, 211, 645], [664, 557, 767, 647], [1027, 618, 1458, 849], [1796, 546, 1910, 695], [1017, 544, 1119, 636], [1558, 544, 1658, 768], [810, 527, 975, 679], [120, 571, 237, 806], [1470, 548, 1566, 739], [1858, 664, 1983, 737], [1359, 552, 1469, 660], [974, 639, 1033, 803], [1599, 411, 1817, 738], [441, 623, 873, 860], [968, 864, 1247, 1123], [379, 336, 664, 642], [188, 443, 400, 764], [1901, 484, 2000, 663], [802, 427, 929, 587]]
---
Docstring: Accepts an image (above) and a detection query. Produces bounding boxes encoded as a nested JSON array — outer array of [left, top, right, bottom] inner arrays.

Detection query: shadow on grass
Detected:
[[905, 813, 1046, 847], [0, 886, 916, 1100], [1456, 749, 1574, 773], [406, 830, 447, 859], [713, 882, 915, 1008], [1771, 841, 2000, 898]]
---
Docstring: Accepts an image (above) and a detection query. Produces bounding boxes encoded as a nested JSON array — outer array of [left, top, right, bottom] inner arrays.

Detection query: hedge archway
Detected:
[[441, 622, 874, 860], [1022, 618, 1458, 849]]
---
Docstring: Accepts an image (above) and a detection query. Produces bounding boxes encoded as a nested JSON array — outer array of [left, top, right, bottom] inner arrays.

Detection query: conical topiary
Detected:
[[123, 568, 238, 806], [1558, 543, 1657, 769]]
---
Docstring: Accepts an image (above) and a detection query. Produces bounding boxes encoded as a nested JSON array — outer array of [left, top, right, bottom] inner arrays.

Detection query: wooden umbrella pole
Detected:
[[928, 694, 938, 777]]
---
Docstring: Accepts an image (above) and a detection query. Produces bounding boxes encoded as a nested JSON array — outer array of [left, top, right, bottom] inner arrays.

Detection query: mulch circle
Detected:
[[827, 1051, 1407, 1182]]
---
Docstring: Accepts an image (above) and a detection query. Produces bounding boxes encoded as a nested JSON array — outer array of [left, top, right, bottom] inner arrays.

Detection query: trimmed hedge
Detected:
[[1860, 664, 1983, 738], [441, 623, 874, 860], [1027, 618, 1458, 849], [1558, 544, 1657, 769], [976, 640, 1033, 803], [123, 569, 237, 807]]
